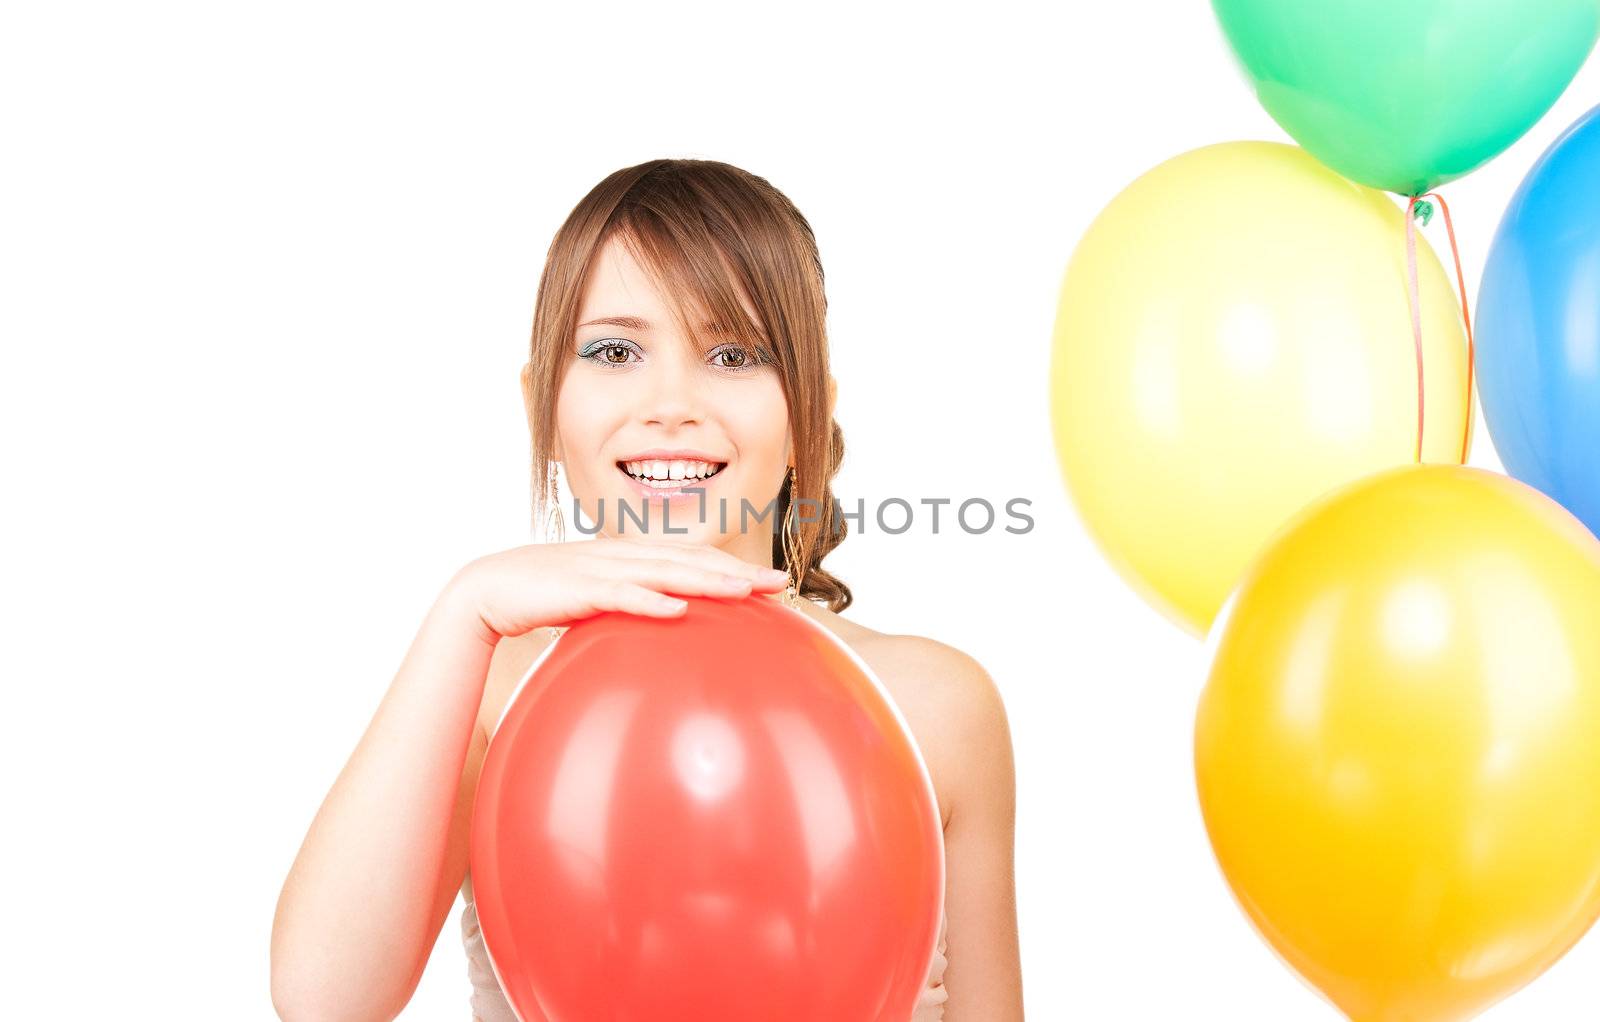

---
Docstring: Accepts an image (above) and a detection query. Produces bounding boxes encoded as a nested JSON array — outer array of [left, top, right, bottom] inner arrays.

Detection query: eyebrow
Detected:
[[578, 315, 653, 330], [577, 314, 735, 333]]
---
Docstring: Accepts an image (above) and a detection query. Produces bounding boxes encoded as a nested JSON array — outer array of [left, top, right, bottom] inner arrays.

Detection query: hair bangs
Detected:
[[608, 212, 780, 369]]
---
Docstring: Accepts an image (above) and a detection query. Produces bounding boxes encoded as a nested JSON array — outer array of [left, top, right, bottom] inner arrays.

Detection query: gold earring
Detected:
[[544, 461, 570, 642], [781, 465, 802, 610], [544, 461, 566, 546]]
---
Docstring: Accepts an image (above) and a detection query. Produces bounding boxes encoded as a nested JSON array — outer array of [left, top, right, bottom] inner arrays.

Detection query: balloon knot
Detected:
[[1411, 199, 1435, 227]]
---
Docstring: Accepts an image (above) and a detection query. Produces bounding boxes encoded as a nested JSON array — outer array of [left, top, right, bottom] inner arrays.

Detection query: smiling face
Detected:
[[545, 233, 793, 565]]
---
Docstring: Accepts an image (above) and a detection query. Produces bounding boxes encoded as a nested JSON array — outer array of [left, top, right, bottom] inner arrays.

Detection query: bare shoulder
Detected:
[[796, 601, 1012, 829], [799, 599, 1007, 721]]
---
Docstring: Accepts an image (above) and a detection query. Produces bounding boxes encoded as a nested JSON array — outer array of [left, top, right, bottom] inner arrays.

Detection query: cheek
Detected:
[[724, 377, 790, 466], [554, 377, 609, 473]]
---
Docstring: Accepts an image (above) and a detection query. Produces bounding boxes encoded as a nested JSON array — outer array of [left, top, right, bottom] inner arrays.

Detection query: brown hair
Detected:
[[524, 158, 852, 612]]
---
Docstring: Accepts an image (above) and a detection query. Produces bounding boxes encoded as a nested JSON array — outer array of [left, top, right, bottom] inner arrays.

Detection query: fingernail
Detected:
[[761, 568, 788, 582]]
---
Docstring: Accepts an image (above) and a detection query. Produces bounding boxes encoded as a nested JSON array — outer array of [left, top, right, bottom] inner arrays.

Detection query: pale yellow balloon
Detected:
[[1049, 141, 1469, 636], [1196, 465, 1600, 1022]]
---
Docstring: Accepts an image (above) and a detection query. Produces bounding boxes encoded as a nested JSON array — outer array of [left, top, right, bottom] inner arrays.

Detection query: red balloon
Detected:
[[469, 594, 945, 1022]]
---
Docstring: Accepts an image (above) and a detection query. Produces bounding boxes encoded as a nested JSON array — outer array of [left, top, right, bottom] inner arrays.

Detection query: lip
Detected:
[[617, 461, 724, 501], [614, 447, 732, 505], [615, 449, 731, 503], [616, 448, 729, 463]]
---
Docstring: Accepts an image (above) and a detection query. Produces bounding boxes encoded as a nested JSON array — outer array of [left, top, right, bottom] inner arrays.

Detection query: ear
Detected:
[[827, 374, 838, 421], [522, 361, 563, 463]]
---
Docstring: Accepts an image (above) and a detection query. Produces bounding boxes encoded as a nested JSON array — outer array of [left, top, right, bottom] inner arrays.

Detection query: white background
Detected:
[[4, 2, 1598, 1018]]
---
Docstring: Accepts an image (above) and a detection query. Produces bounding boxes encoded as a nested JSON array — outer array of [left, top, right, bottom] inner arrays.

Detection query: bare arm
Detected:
[[924, 643, 1025, 1020], [269, 541, 790, 1021], [270, 580, 498, 1021]]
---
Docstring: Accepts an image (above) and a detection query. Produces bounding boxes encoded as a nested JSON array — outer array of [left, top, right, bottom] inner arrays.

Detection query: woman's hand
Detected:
[[446, 538, 792, 644]]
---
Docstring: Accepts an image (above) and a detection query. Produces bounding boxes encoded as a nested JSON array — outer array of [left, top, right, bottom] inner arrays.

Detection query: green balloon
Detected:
[[1212, 0, 1600, 195]]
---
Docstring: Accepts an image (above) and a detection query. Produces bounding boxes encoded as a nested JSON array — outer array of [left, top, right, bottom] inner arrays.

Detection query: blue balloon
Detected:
[[1477, 105, 1600, 540]]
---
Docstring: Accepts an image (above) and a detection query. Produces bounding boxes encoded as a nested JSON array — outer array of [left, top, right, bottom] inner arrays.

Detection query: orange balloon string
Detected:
[[1402, 191, 1476, 466]]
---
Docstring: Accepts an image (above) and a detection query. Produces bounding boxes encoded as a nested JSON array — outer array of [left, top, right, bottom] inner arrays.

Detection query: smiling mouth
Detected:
[[616, 459, 728, 490]]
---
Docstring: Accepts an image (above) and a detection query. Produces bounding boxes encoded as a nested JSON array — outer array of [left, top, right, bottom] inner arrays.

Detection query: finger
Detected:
[[594, 580, 689, 618], [598, 558, 760, 597], [597, 539, 789, 587], [663, 549, 791, 592]]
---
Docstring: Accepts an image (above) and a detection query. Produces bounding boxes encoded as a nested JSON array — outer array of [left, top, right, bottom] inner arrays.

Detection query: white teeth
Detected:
[[621, 458, 725, 482]]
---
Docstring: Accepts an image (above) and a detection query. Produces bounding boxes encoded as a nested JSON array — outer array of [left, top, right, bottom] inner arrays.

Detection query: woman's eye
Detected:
[[710, 344, 756, 370], [579, 339, 640, 366]]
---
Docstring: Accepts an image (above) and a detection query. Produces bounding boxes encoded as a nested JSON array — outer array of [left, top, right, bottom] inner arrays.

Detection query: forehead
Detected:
[[576, 232, 760, 335], [577, 235, 668, 317]]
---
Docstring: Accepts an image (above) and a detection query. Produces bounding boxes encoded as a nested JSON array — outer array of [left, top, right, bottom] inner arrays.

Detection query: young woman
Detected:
[[271, 159, 1024, 1020]]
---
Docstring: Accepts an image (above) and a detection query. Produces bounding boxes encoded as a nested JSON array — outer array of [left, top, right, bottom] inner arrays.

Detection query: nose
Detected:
[[640, 340, 706, 428]]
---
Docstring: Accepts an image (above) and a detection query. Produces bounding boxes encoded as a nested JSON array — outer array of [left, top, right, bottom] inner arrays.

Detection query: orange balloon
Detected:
[[1196, 465, 1600, 1021], [470, 595, 944, 1022]]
